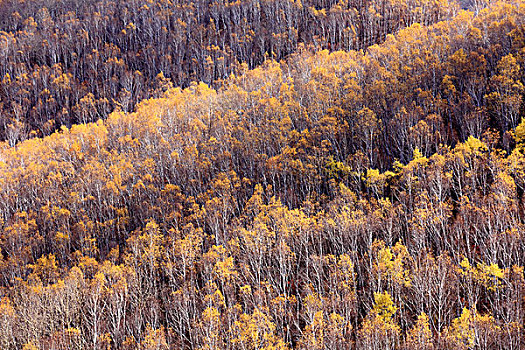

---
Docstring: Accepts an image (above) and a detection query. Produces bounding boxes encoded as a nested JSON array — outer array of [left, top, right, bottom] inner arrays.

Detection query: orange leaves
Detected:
[[204, 245, 238, 285], [28, 254, 59, 285]]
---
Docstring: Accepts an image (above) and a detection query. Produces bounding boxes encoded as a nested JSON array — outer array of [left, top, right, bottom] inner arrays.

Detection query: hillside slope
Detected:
[[0, 0, 525, 348]]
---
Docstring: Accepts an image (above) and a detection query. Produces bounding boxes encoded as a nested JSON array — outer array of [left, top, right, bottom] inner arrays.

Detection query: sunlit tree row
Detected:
[[0, 0, 458, 141]]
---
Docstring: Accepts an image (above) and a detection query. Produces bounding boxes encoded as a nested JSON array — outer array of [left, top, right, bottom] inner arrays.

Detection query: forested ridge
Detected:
[[1, 0, 525, 349], [0, 0, 457, 142]]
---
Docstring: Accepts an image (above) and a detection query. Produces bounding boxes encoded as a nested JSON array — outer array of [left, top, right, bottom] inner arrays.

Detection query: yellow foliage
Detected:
[[28, 253, 59, 284], [371, 292, 397, 321], [446, 308, 500, 350], [22, 342, 39, 350], [406, 313, 434, 350], [204, 245, 238, 284], [232, 309, 289, 350], [373, 240, 412, 288], [0, 297, 15, 318], [140, 326, 168, 350], [358, 292, 400, 348], [198, 307, 223, 350], [459, 258, 506, 291], [515, 118, 525, 145]]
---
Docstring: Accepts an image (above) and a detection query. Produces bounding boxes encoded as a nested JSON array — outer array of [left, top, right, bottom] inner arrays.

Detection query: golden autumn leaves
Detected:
[[0, 0, 457, 142], [0, 0, 525, 349]]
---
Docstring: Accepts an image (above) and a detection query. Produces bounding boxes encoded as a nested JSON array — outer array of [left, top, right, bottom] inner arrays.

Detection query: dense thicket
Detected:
[[1, 0, 525, 349], [0, 0, 457, 142]]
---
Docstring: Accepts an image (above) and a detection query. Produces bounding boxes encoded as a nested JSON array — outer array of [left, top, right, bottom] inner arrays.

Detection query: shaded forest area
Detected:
[[1, 0, 525, 349], [0, 0, 457, 142]]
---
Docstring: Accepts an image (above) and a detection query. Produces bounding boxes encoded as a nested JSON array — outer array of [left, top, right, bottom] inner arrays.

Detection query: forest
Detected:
[[0, 0, 525, 349], [0, 0, 456, 142]]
